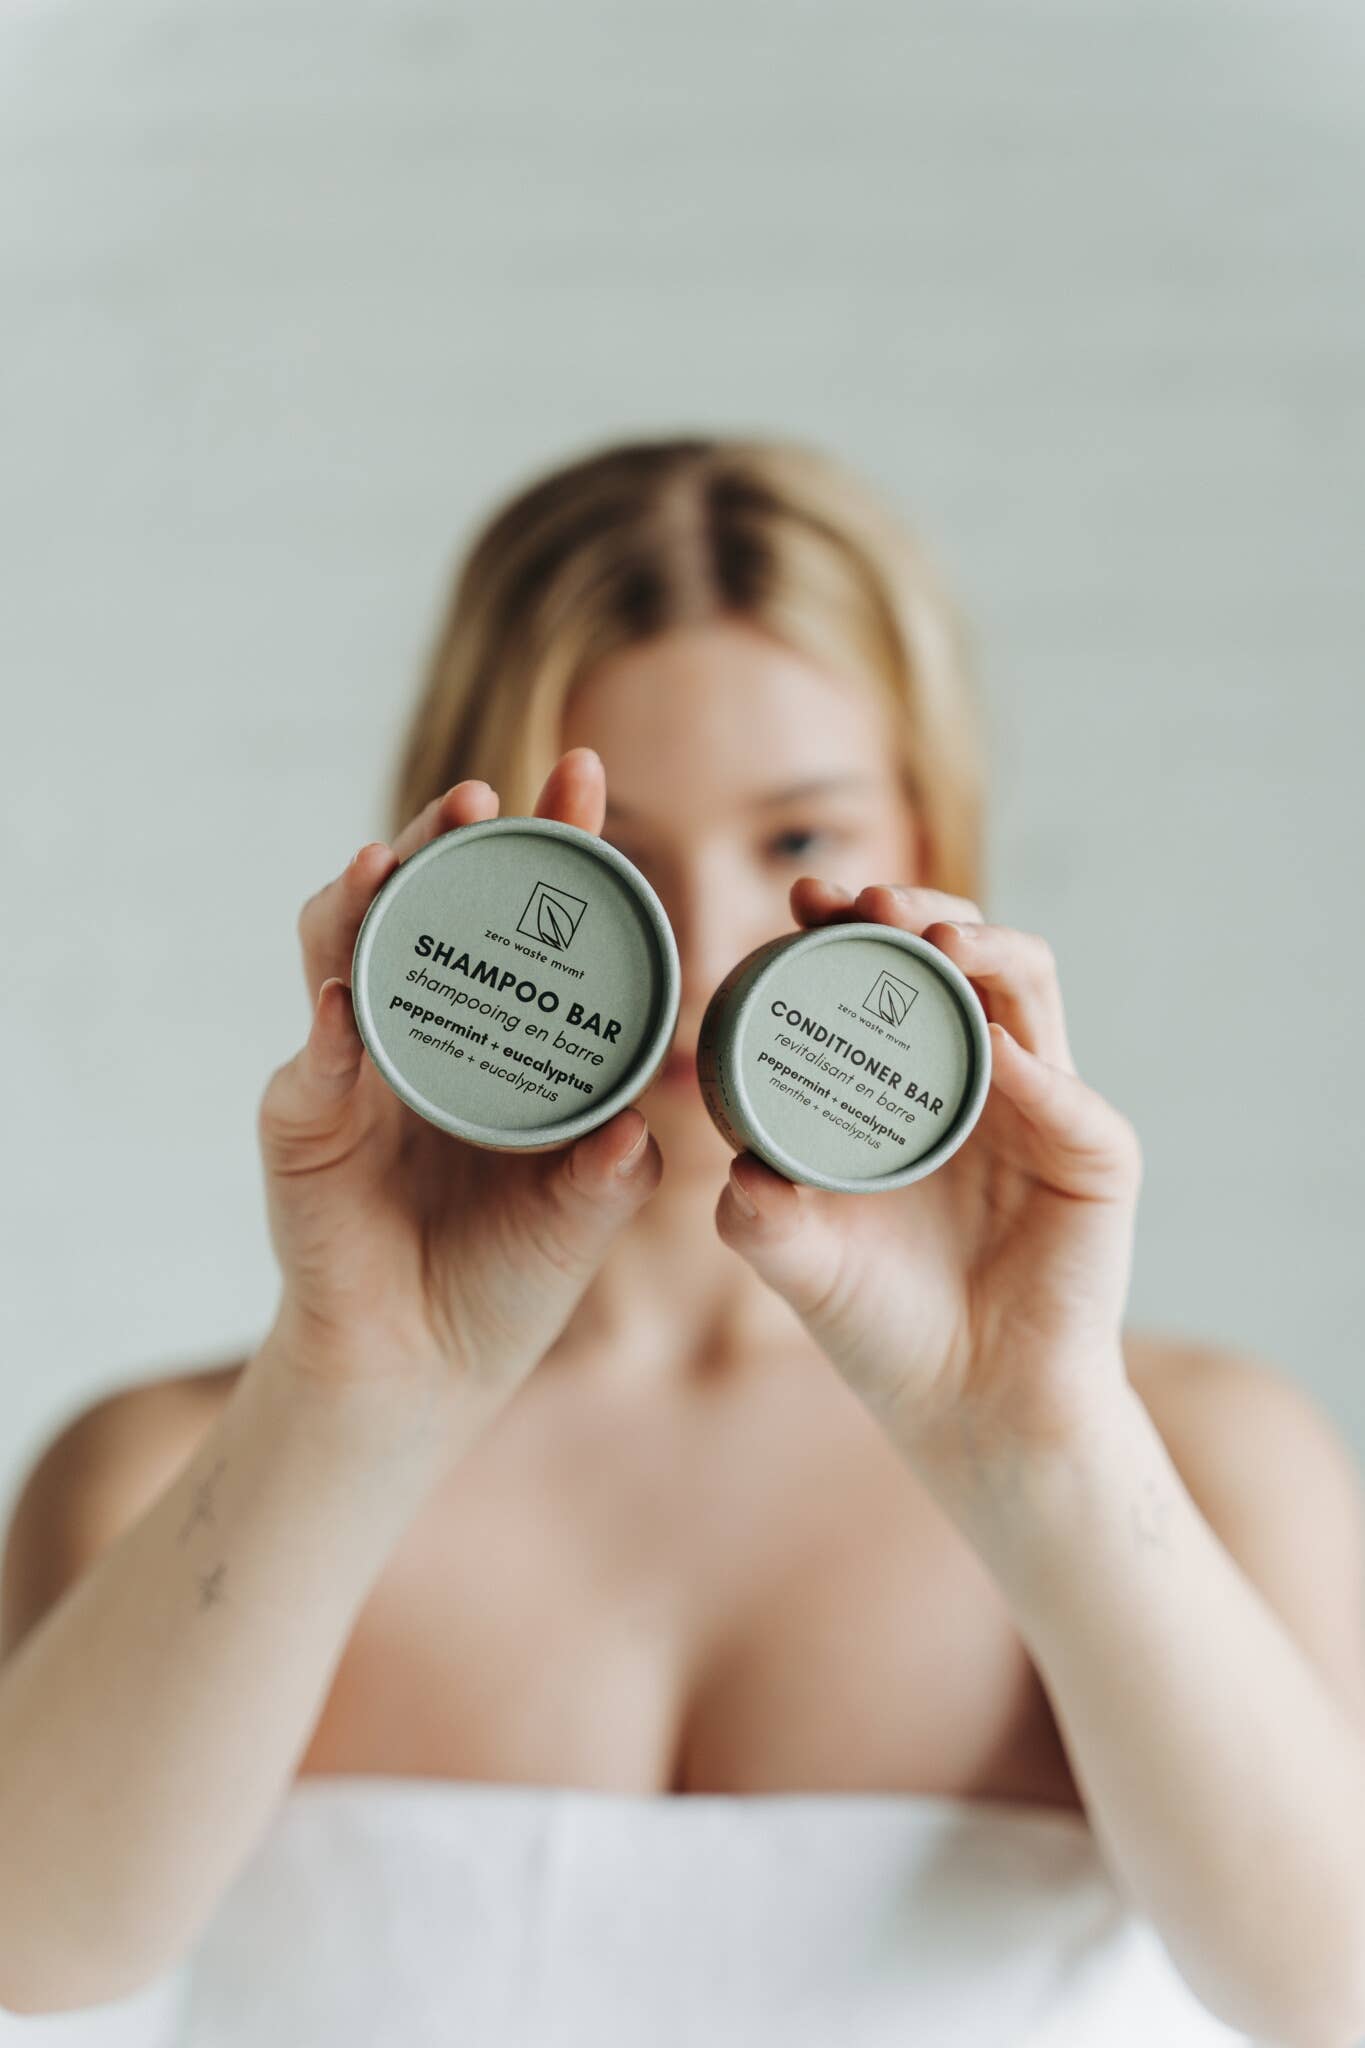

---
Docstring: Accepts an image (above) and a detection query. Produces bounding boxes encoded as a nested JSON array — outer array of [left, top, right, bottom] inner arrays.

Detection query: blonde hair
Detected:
[[386, 434, 988, 902]]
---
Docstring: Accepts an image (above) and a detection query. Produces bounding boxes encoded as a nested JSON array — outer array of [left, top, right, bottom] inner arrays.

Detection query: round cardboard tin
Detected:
[[350, 816, 681, 1151], [696, 921, 991, 1193]]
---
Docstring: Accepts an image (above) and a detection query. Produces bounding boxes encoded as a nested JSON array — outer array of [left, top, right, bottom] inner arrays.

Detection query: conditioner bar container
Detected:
[[696, 921, 991, 1194], [351, 816, 681, 1151]]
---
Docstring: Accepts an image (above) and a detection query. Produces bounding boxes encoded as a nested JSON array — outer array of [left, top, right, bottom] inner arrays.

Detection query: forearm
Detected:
[[902, 1371, 1365, 2048], [0, 1328, 472, 2013]]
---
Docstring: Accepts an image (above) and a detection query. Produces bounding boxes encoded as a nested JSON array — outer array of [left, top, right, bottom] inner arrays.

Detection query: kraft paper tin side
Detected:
[[696, 921, 991, 1193], [350, 816, 681, 1150]]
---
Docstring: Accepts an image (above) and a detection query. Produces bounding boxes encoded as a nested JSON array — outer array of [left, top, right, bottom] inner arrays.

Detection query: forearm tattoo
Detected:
[[177, 1455, 227, 1547], [196, 1562, 228, 1610], [177, 1454, 231, 1613]]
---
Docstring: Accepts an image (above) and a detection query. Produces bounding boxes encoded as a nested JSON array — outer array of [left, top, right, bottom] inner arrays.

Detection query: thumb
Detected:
[[522, 1107, 663, 1294], [715, 1153, 847, 1329], [257, 977, 373, 1175], [986, 1021, 1142, 1201]]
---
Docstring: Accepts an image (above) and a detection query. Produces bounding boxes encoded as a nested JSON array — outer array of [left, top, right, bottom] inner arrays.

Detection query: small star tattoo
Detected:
[[177, 1456, 227, 1547], [196, 1563, 228, 1610]]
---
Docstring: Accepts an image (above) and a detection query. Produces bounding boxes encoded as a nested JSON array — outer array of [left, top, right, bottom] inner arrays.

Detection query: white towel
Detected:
[[0, 1776, 1263, 2045]]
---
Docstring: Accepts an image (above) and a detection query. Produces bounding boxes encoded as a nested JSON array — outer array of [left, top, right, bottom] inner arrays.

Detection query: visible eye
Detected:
[[766, 827, 829, 860]]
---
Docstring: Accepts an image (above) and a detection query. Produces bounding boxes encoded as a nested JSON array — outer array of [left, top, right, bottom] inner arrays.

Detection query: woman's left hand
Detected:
[[714, 880, 1143, 1465]]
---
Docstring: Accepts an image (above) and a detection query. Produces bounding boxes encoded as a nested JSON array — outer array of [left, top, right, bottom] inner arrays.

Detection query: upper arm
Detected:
[[0, 1374, 230, 1665], [1142, 1343, 1365, 1738]]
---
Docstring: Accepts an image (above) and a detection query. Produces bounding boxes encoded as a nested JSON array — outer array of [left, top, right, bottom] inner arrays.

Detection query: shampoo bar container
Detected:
[[351, 816, 680, 1151], [697, 921, 991, 1193]]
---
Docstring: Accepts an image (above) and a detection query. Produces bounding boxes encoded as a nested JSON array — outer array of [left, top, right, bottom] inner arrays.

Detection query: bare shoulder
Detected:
[[1119, 1323, 1211, 1396], [0, 1354, 248, 1663], [1122, 1323, 1365, 1734], [1123, 1322, 1357, 1460]]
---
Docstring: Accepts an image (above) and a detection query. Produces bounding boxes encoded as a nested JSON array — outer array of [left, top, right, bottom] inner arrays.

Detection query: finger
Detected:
[[714, 1152, 847, 1327], [923, 919, 1075, 1072], [297, 841, 399, 1009], [986, 1021, 1139, 1202], [714, 1154, 953, 1431], [814, 883, 1076, 1077], [563, 1104, 660, 1188], [298, 779, 499, 1008], [532, 746, 607, 836], [258, 977, 377, 1177], [390, 775, 500, 863], [853, 881, 987, 930], [791, 876, 985, 933], [525, 1107, 664, 1285], [788, 876, 860, 925]]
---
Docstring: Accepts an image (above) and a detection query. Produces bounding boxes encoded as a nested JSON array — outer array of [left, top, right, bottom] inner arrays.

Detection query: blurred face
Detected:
[[560, 618, 925, 1171]]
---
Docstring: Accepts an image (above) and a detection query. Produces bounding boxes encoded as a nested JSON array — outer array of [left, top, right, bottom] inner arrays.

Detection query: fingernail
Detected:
[[937, 921, 964, 939], [728, 1168, 758, 1217], [614, 1122, 650, 1175]]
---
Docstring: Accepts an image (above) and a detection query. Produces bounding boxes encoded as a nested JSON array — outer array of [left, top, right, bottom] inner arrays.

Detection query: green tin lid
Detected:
[[696, 921, 991, 1193], [351, 816, 681, 1151]]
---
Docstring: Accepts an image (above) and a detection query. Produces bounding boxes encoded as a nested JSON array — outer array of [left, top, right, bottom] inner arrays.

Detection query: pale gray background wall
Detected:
[[2, 0, 1362, 1520]]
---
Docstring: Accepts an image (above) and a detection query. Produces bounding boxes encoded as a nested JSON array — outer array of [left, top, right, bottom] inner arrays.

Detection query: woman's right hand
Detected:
[[255, 746, 663, 1429]]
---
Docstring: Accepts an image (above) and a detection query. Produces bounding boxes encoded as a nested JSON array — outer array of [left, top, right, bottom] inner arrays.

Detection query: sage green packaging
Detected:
[[350, 816, 680, 1151], [696, 921, 991, 1193]]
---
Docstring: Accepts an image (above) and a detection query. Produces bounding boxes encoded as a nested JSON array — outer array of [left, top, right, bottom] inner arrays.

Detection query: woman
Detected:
[[3, 435, 1364, 2044]]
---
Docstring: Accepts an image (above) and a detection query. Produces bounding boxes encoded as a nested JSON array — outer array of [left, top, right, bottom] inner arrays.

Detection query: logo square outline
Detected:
[[517, 878, 588, 952]]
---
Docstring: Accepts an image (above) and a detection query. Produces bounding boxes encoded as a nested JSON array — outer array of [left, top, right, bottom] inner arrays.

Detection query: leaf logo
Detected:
[[538, 892, 574, 949], [516, 878, 588, 952], [878, 980, 908, 1027], [862, 969, 918, 1031]]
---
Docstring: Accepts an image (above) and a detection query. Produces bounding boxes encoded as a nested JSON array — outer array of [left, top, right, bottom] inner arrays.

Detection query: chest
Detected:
[[295, 1352, 1083, 1813]]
